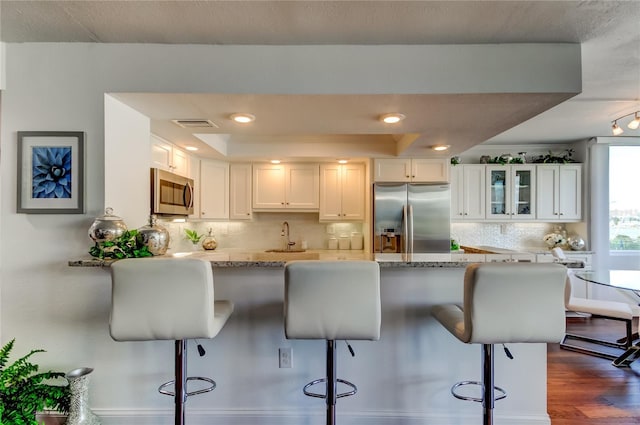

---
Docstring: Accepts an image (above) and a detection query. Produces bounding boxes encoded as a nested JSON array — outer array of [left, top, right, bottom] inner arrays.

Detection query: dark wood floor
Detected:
[[548, 317, 640, 424]]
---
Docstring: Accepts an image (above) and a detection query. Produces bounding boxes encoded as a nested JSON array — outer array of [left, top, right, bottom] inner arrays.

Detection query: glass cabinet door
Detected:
[[512, 166, 535, 219], [486, 165, 536, 220], [488, 168, 508, 218]]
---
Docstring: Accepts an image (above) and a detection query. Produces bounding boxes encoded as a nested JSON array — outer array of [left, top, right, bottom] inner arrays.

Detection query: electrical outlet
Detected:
[[279, 347, 292, 368], [326, 224, 335, 234]]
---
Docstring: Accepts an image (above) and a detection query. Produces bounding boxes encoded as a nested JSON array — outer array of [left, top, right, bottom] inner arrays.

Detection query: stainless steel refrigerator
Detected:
[[373, 183, 451, 253]]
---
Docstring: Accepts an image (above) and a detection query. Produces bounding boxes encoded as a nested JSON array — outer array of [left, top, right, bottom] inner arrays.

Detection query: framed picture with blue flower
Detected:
[[17, 131, 85, 214]]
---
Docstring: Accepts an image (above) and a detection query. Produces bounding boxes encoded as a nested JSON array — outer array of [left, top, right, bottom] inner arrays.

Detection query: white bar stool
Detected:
[[110, 258, 233, 425], [432, 263, 567, 425], [284, 260, 381, 425]]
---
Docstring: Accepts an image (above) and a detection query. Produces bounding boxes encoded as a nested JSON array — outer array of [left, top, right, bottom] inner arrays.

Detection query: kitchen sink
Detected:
[[265, 249, 307, 253]]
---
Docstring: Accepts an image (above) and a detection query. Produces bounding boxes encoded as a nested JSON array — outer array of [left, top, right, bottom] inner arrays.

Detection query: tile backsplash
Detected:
[[160, 215, 585, 253], [160, 213, 363, 252], [451, 222, 586, 251]]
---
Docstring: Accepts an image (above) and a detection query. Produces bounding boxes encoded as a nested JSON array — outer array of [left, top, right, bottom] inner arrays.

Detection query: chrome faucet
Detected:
[[281, 221, 296, 251]]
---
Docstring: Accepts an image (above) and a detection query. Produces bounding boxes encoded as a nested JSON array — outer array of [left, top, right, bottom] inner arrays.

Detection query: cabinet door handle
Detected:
[[559, 212, 564, 215], [464, 213, 468, 216], [246, 213, 251, 216], [281, 202, 285, 205]]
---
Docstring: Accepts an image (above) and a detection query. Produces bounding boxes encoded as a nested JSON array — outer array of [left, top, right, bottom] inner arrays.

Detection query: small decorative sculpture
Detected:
[[202, 228, 218, 250], [65, 367, 100, 425]]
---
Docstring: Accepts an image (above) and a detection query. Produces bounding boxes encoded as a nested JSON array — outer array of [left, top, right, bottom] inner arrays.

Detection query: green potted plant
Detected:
[[184, 229, 203, 248], [0, 339, 70, 425]]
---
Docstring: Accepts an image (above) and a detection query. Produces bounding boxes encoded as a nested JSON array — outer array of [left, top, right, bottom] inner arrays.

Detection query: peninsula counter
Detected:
[[68, 250, 570, 425]]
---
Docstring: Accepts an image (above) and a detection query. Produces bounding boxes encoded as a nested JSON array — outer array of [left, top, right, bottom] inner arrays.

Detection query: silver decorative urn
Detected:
[[65, 367, 100, 425], [88, 207, 127, 242], [137, 215, 170, 255]]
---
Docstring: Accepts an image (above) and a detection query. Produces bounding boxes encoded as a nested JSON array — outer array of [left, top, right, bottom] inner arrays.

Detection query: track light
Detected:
[[611, 110, 640, 135], [612, 121, 624, 136]]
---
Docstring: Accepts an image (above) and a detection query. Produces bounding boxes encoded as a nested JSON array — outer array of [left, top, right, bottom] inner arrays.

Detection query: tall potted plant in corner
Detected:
[[0, 339, 70, 425]]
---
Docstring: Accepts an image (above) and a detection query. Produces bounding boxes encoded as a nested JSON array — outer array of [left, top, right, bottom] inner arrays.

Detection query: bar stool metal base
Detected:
[[156, 340, 217, 425], [450, 344, 506, 425], [301, 340, 358, 425], [451, 381, 506, 403], [158, 376, 216, 397], [303, 378, 357, 399]]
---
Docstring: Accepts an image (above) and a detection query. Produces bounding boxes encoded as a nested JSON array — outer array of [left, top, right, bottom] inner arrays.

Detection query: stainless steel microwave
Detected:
[[151, 168, 194, 216]]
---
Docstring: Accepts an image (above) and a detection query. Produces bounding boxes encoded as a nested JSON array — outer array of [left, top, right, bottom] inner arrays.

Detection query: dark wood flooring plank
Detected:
[[548, 317, 640, 424]]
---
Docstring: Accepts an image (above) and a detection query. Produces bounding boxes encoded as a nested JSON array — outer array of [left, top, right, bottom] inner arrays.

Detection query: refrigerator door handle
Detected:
[[403, 204, 409, 253], [408, 204, 414, 254]]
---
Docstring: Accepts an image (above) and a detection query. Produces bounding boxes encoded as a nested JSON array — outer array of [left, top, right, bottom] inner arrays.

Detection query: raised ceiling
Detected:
[[2, 1, 639, 160]]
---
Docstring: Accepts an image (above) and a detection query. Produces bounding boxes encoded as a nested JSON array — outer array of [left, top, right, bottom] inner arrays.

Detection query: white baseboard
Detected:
[[44, 408, 551, 425]]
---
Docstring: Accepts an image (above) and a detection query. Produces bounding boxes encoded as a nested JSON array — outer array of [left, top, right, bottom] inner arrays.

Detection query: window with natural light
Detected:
[[610, 146, 640, 250]]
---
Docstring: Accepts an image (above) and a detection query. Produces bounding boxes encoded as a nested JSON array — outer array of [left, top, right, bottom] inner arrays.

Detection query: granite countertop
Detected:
[[68, 249, 585, 269], [69, 249, 470, 268]]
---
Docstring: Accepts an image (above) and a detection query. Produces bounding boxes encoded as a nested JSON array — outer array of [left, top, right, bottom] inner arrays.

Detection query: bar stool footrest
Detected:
[[158, 376, 217, 397], [303, 378, 357, 399], [451, 380, 506, 403]]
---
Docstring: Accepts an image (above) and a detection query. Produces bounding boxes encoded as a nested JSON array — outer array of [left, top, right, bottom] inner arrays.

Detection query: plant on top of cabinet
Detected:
[[532, 149, 577, 164]]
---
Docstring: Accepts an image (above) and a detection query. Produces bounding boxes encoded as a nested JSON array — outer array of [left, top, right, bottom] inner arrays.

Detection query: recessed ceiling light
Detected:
[[185, 146, 198, 151], [270, 159, 281, 164], [230, 113, 255, 124], [380, 113, 406, 124], [337, 159, 348, 164], [431, 145, 450, 151]]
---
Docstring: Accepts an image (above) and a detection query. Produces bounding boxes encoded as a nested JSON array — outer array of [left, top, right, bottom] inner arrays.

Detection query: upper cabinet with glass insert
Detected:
[[486, 165, 536, 220]]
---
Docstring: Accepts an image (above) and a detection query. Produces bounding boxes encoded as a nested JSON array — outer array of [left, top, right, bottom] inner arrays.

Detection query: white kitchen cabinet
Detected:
[[374, 158, 449, 182], [486, 165, 536, 220], [252, 163, 319, 210], [536, 164, 582, 221], [150, 134, 190, 177], [229, 163, 252, 220], [199, 160, 229, 220], [319, 163, 365, 221], [451, 165, 486, 220]]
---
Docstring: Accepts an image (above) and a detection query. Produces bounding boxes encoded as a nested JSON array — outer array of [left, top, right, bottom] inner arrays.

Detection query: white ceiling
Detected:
[[2, 1, 639, 160]]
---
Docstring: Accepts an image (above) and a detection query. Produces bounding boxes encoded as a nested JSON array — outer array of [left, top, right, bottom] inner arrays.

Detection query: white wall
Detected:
[[104, 95, 150, 226], [0, 42, 6, 90], [0, 42, 579, 424]]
